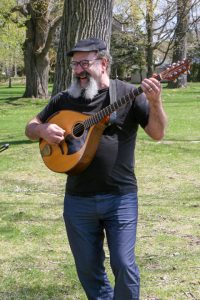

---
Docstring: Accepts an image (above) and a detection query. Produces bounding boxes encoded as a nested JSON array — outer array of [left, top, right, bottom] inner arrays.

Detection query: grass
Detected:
[[0, 83, 200, 300]]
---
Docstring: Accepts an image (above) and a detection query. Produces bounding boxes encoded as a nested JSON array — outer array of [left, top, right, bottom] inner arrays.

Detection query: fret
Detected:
[[105, 106, 111, 115], [119, 97, 124, 106], [94, 114, 99, 124], [99, 110, 104, 120], [113, 101, 119, 110], [84, 118, 90, 128], [101, 108, 108, 117], [133, 87, 142, 97]]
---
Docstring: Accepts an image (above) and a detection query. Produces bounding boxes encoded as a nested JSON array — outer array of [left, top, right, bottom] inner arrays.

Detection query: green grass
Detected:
[[0, 83, 200, 300]]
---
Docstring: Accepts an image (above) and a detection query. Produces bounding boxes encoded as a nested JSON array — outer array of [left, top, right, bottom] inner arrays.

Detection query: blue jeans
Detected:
[[63, 193, 140, 300]]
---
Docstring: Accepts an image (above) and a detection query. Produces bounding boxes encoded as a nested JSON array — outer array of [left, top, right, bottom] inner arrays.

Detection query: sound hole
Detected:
[[73, 122, 85, 137]]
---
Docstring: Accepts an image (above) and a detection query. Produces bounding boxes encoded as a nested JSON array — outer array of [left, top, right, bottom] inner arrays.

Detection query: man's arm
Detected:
[[25, 117, 65, 145], [141, 77, 167, 141]]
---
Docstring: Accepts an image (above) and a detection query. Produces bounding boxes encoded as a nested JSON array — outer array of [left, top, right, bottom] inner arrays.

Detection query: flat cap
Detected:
[[67, 38, 107, 56]]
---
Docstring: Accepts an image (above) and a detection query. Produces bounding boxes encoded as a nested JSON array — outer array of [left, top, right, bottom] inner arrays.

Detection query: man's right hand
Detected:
[[25, 117, 65, 144], [38, 123, 65, 145]]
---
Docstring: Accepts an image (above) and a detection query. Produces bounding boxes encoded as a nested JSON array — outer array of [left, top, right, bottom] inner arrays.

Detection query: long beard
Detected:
[[67, 72, 99, 100]]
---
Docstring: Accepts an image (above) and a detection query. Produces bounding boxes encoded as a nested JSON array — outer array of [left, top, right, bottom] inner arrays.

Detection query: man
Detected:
[[25, 38, 167, 300]]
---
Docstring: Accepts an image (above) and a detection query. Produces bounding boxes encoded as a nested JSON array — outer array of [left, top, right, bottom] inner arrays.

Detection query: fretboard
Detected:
[[83, 86, 144, 129]]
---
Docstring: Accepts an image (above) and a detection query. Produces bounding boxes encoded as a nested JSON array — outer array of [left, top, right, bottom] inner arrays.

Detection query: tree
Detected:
[[113, 0, 200, 82], [52, 0, 114, 95], [112, 0, 148, 79], [0, 0, 25, 82], [113, 0, 177, 77], [14, 0, 63, 98], [111, 22, 145, 81], [145, 0, 154, 77], [169, 0, 194, 87]]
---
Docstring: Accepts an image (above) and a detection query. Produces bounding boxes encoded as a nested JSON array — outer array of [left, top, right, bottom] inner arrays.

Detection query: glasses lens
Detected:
[[70, 61, 77, 68], [80, 60, 89, 68], [70, 59, 98, 69]]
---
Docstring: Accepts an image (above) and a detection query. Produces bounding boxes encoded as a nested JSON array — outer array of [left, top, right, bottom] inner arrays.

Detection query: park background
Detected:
[[0, 0, 200, 299]]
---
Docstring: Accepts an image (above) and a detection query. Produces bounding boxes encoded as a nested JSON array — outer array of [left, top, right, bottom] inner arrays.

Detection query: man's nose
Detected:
[[73, 64, 85, 74]]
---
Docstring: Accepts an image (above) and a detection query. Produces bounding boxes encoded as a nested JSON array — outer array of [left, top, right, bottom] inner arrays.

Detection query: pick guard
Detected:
[[65, 130, 88, 155]]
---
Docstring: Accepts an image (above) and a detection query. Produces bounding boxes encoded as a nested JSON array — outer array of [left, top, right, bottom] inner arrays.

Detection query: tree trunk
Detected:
[[52, 0, 114, 95], [146, 0, 154, 78], [168, 0, 190, 88], [23, 32, 50, 98], [22, 1, 62, 99]]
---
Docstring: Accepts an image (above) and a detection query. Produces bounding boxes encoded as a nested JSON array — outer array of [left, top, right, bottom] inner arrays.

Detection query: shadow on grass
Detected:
[[139, 137, 200, 143], [0, 140, 36, 147], [2, 96, 25, 103]]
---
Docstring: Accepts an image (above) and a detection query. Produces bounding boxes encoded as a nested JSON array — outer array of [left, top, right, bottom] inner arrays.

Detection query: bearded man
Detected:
[[25, 38, 167, 300]]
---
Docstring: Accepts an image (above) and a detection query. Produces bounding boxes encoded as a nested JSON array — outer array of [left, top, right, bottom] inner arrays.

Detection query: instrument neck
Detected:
[[84, 85, 144, 128]]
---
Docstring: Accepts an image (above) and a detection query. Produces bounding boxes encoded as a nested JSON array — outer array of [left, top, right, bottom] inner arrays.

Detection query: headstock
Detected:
[[154, 59, 191, 82]]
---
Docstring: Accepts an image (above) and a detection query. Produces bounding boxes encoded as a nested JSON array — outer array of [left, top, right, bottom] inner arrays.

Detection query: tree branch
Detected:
[[43, 15, 62, 55], [11, 5, 29, 17]]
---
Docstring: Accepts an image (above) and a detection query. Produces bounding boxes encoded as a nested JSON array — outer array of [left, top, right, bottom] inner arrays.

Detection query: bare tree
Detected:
[[169, 0, 191, 87], [113, 0, 200, 81], [146, 0, 154, 78], [52, 0, 114, 95]]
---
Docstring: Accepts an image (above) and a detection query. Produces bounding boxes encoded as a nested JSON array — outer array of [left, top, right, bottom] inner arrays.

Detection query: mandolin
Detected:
[[39, 59, 190, 175]]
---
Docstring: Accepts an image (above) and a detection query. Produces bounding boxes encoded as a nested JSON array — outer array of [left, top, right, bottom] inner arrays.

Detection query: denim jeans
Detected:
[[63, 193, 140, 300]]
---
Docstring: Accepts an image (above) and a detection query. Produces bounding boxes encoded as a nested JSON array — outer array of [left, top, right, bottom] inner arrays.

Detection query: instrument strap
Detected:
[[109, 79, 117, 124], [109, 79, 117, 105]]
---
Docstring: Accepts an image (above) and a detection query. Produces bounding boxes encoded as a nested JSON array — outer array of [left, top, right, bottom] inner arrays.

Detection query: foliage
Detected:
[[111, 29, 146, 79], [31, 0, 49, 15], [0, 0, 26, 78], [188, 33, 200, 81], [111, 0, 147, 79], [113, 0, 174, 63], [188, 57, 200, 82], [112, 0, 200, 80]]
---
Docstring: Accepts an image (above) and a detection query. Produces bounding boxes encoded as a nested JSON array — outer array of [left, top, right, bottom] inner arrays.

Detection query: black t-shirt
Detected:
[[37, 79, 149, 196]]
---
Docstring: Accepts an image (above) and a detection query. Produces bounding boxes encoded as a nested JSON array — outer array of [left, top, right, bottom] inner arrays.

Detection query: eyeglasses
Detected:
[[70, 59, 100, 69]]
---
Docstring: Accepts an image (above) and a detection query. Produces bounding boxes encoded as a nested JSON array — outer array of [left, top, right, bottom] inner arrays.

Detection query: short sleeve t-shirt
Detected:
[[38, 79, 149, 196]]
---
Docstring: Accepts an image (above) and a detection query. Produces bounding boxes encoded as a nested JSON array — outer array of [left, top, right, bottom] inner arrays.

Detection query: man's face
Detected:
[[71, 51, 103, 88], [68, 51, 107, 100]]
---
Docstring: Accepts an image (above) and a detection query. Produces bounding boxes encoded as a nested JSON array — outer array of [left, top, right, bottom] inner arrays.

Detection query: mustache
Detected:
[[75, 71, 89, 79], [68, 74, 98, 100]]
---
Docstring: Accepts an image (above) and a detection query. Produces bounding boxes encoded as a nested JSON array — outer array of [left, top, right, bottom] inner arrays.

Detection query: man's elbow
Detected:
[[145, 127, 166, 141], [152, 131, 165, 141]]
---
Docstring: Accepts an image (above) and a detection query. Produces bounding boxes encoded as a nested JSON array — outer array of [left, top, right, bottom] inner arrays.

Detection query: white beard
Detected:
[[67, 74, 99, 100]]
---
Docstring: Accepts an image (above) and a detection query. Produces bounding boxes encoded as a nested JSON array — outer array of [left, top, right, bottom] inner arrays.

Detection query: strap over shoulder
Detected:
[[109, 79, 117, 104], [108, 79, 117, 124]]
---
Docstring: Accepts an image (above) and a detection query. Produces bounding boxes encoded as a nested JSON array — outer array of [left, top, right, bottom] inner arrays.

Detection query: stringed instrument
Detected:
[[39, 59, 190, 175]]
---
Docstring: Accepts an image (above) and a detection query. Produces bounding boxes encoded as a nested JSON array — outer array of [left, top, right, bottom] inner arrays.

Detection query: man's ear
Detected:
[[101, 58, 108, 71]]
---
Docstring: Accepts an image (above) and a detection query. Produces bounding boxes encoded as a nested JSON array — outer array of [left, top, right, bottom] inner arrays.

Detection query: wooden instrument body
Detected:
[[39, 110, 108, 174]]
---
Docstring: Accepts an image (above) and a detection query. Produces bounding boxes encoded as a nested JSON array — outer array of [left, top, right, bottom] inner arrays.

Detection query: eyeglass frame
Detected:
[[70, 58, 101, 70]]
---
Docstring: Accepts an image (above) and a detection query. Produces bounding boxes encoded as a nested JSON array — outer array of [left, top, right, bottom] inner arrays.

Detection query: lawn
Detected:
[[0, 83, 199, 300]]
